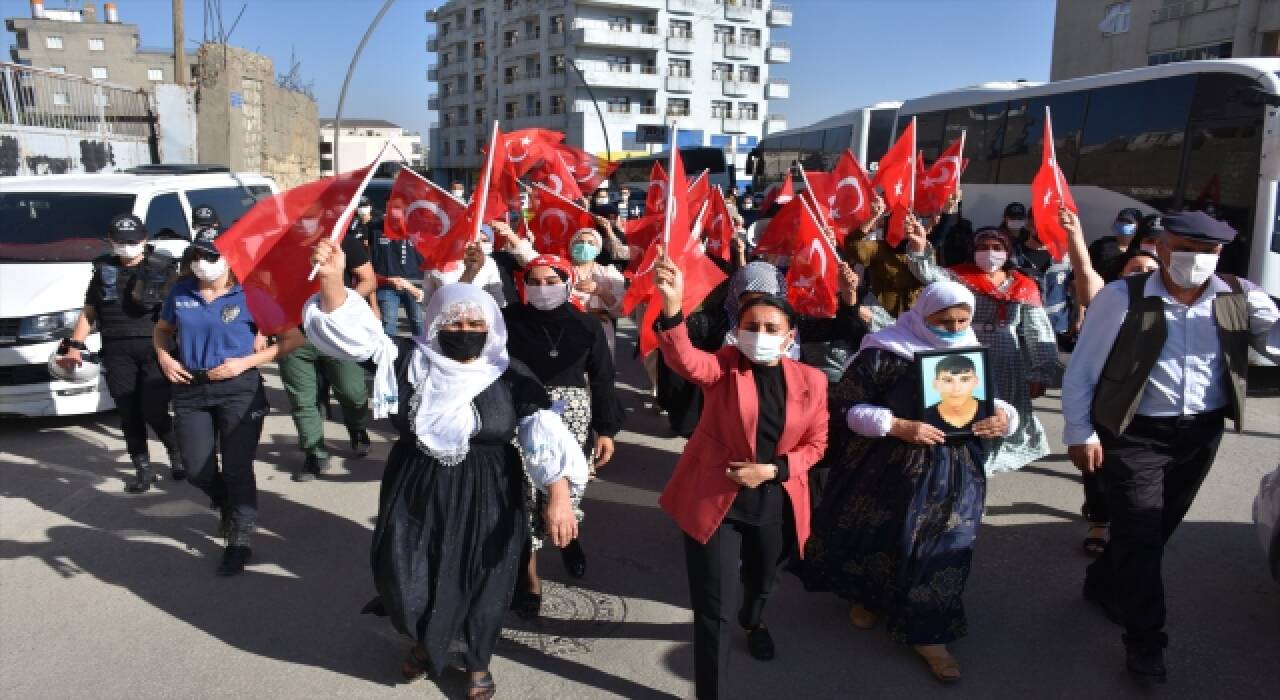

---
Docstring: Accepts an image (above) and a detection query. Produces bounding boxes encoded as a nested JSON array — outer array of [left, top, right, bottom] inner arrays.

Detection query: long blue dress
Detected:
[[802, 347, 989, 645]]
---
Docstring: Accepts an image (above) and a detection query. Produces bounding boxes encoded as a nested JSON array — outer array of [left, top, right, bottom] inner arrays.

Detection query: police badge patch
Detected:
[[221, 304, 241, 323]]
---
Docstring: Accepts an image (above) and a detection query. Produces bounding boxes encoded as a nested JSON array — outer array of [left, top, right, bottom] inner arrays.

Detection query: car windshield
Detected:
[[0, 193, 135, 262]]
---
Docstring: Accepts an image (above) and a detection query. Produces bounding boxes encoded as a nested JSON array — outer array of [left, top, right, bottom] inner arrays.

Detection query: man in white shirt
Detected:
[[1062, 211, 1280, 681]]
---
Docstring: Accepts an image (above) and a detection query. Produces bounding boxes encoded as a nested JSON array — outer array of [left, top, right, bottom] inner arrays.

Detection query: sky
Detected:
[[7, 0, 1056, 140]]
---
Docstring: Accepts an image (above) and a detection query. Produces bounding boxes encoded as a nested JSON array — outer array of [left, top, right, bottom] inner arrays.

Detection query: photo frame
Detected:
[[915, 347, 994, 438]]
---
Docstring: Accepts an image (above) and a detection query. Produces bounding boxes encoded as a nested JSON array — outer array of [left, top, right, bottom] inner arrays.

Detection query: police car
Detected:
[[0, 165, 277, 417]]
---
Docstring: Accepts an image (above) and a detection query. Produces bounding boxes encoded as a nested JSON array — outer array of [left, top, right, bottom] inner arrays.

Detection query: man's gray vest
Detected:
[[1092, 272, 1250, 436]]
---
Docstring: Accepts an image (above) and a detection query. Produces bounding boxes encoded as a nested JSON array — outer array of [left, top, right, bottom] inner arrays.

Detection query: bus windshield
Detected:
[[612, 148, 729, 191], [0, 193, 134, 262]]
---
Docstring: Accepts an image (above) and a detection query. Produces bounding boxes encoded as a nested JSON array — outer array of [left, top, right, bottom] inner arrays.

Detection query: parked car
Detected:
[[1256, 464, 1280, 583], [0, 165, 277, 417]]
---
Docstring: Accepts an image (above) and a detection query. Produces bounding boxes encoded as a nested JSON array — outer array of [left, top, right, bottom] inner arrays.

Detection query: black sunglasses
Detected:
[[191, 248, 221, 263]]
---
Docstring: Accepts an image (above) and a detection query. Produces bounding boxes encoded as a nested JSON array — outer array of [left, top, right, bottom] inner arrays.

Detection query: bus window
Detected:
[[1191, 72, 1266, 122], [997, 92, 1088, 185], [866, 109, 897, 164], [943, 102, 1008, 185], [1074, 75, 1196, 212], [1182, 120, 1262, 277], [913, 112, 948, 161], [820, 125, 853, 168]]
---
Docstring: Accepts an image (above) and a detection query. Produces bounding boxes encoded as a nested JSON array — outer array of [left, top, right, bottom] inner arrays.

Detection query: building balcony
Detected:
[[765, 78, 789, 99], [473, 56, 487, 71], [548, 32, 567, 49], [441, 90, 469, 107], [723, 41, 759, 60], [668, 0, 698, 14], [578, 64, 662, 90], [721, 117, 749, 134], [578, 0, 662, 8], [428, 67, 440, 81], [768, 4, 793, 27], [666, 75, 694, 93], [439, 59, 466, 76], [426, 9, 438, 21], [427, 37, 439, 52], [725, 1, 762, 22], [472, 22, 485, 37], [722, 80, 753, 97], [548, 73, 569, 88], [765, 113, 787, 133], [766, 42, 791, 63], [667, 35, 694, 53], [428, 95, 440, 110], [573, 24, 663, 51]]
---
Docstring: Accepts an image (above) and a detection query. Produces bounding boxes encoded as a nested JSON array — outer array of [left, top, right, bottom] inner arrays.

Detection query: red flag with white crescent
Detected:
[[479, 126, 520, 222], [384, 168, 467, 254], [554, 143, 618, 192], [874, 119, 917, 246], [786, 204, 840, 318], [702, 187, 737, 262], [527, 151, 585, 202], [502, 128, 563, 177], [826, 150, 876, 241], [1030, 110, 1077, 261], [760, 172, 794, 211], [917, 136, 967, 216], [529, 184, 596, 258], [624, 161, 670, 251]]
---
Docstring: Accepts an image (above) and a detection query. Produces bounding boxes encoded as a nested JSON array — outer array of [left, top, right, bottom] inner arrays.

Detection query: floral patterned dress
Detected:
[[802, 348, 989, 645]]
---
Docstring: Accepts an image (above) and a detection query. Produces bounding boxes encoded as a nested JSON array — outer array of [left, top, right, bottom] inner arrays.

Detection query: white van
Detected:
[[0, 166, 278, 418]]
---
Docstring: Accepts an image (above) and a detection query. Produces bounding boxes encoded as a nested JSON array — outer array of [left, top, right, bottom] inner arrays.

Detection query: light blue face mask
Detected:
[[1114, 222, 1137, 237], [570, 242, 599, 262], [929, 325, 968, 342]]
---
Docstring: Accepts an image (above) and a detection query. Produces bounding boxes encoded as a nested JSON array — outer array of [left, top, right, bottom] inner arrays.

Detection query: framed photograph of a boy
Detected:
[[915, 348, 994, 438]]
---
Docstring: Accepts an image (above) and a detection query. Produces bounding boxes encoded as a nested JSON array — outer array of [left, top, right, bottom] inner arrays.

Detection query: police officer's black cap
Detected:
[[1160, 211, 1237, 244], [1140, 214, 1164, 234], [1003, 202, 1027, 218], [108, 214, 148, 243], [191, 227, 221, 256], [1115, 208, 1142, 223], [191, 204, 220, 228]]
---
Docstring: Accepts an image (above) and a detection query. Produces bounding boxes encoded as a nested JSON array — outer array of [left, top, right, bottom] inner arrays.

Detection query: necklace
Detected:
[[540, 326, 565, 358]]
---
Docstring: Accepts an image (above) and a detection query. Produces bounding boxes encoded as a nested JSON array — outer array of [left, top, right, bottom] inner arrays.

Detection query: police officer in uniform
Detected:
[[57, 214, 181, 493], [1063, 211, 1280, 680], [154, 228, 304, 575]]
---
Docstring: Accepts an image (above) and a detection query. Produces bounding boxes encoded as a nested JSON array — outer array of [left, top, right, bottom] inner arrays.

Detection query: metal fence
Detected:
[[1, 62, 153, 139]]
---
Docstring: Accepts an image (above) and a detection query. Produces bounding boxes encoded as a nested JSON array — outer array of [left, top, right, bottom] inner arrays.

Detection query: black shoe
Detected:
[[349, 428, 371, 457], [291, 453, 327, 482], [1125, 645, 1167, 682], [124, 458, 157, 494], [216, 545, 252, 576], [167, 450, 187, 481], [511, 589, 543, 620], [560, 539, 587, 579], [215, 504, 232, 539], [746, 625, 776, 661], [1082, 579, 1122, 624]]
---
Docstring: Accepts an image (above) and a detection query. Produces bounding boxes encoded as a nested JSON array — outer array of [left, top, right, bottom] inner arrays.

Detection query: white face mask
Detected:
[[357, 206, 372, 218], [526, 283, 569, 311], [736, 330, 787, 364], [1165, 251, 1218, 289], [191, 257, 228, 282], [479, 240, 494, 255], [112, 242, 146, 259], [452, 189, 465, 199], [595, 198, 609, 206], [1006, 219, 1026, 231], [974, 250, 1007, 273]]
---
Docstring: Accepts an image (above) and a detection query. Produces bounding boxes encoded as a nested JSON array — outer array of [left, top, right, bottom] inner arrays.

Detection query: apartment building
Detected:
[[427, 0, 792, 187], [320, 118, 426, 177]]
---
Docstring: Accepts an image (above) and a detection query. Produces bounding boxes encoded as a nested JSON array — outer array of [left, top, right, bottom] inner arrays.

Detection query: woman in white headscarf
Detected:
[[302, 240, 587, 700], [802, 280, 1018, 684]]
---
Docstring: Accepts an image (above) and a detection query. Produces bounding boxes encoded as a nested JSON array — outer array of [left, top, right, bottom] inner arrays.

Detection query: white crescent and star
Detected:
[[508, 135, 533, 163], [404, 200, 452, 238], [923, 156, 960, 188], [547, 173, 564, 195], [538, 208, 571, 241], [829, 176, 865, 220]]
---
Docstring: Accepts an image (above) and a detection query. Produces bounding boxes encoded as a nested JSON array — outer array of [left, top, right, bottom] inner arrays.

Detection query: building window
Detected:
[[608, 16, 633, 32], [525, 57, 540, 79], [711, 100, 732, 118], [711, 63, 732, 81], [713, 26, 734, 44], [738, 102, 759, 120], [741, 28, 761, 47], [607, 96, 630, 114], [551, 55, 566, 74], [504, 66, 518, 84], [739, 65, 760, 83], [443, 113, 455, 128], [475, 107, 487, 123], [456, 139, 466, 155], [526, 20, 541, 40], [147, 68, 164, 81], [550, 15, 565, 34], [670, 20, 692, 38], [476, 138, 484, 154], [46, 36, 63, 50], [91, 67, 109, 80], [1099, 2, 1131, 35], [473, 75, 486, 92], [472, 8, 485, 25], [668, 98, 690, 117], [505, 102, 518, 119], [442, 142, 450, 157], [640, 100, 656, 115], [50, 65, 66, 74], [88, 38, 105, 51], [504, 0, 514, 11], [1147, 41, 1233, 66], [52, 92, 69, 106], [607, 55, 631, 72], [551, 94, 565, 115], [669, 59, 691, 77], [503, 30, 518, 48]]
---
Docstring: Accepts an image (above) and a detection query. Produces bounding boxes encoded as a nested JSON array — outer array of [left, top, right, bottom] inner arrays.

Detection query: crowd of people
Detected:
[[49, 176, 1280, 699]]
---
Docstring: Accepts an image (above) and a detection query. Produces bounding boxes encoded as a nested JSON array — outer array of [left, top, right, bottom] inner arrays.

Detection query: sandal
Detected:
[[400, 645, 431, 683], [848, 603, 878, 630], [914, 645, 962, 683], [1082, 524, 1108, 558], [467, 670, 497, 699]]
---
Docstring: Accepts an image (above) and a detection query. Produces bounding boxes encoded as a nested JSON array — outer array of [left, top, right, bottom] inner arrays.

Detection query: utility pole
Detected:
[[173, 0, 186, 84]]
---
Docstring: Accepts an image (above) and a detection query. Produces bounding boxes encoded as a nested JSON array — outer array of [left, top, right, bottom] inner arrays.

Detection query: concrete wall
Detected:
[[194, 43, 319, 189], [153, 83, 197, 164], [0, 125, 151, 176]]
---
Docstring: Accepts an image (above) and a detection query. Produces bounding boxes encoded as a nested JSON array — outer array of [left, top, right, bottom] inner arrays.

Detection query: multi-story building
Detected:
[[1051, 0, 1280, 81], [319, 118, 426, 176], [7, 1, 197, 90], [426, 0, 792, 188]]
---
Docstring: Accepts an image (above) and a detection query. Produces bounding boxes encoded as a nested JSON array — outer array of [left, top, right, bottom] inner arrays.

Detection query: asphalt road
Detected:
[[2, 322, 1277, 699]]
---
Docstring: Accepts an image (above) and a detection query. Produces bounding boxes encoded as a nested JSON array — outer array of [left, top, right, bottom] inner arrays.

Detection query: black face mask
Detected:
[[437, 330, 487, 362]]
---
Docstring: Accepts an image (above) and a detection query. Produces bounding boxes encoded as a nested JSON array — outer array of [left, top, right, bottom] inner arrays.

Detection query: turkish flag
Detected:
[[530, 184, 596, 257], [686, 169, 711, 218], [702, 187, 737, 262], [786, 206, 840, 318], [753, 195, 807, 256], [528, 150, 585, 201], [479, 126, 521, 222], [1030, 111, 1077, 261], [554, 143, 618, 192], [503, 128, 564, 177], [875, 121, 917, 247], [761, 172, 794, 212], [825, 150, 875, 240], [383, 168, 468, 258], [917, 137, 967, 216], [625, 161, 671, 250], [215, 163, 374, 335]]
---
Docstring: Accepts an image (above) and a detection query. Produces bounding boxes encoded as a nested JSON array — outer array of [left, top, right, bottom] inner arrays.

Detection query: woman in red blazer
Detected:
[[653, 254, 828, 700]]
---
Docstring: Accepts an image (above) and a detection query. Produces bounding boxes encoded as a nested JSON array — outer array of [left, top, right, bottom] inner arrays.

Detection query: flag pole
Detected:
[[660, 122, 679, 250], [908, 116, 917, 212], [1045, 106, 1065, 200], [306, 139, 390, 280], [474, 120, 501, 242], [794, 159, 841, 256], [795, 182, 842, 261]]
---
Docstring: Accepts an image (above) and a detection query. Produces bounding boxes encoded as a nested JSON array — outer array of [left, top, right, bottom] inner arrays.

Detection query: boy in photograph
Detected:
[[924, 354, 989, 431]]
